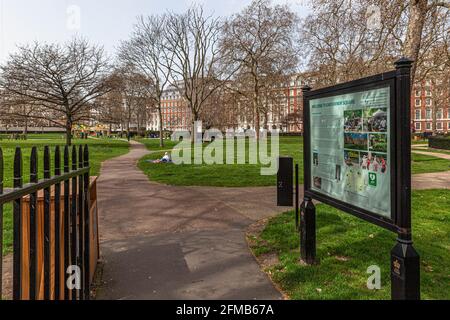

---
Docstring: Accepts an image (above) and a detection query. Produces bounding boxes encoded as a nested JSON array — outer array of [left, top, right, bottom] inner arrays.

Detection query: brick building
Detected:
[[411, 79, 450, 134], [148, 85, 191, 132]]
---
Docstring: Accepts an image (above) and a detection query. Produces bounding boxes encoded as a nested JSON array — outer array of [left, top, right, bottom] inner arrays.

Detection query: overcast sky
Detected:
[[0, 0, 311, 64]]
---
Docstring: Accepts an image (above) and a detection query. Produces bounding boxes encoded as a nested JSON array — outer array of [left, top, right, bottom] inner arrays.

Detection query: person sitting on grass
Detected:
[[152, 152, 172, 164]]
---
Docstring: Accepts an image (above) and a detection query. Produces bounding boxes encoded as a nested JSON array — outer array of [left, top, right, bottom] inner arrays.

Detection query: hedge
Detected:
[[429, 136, 450, 150]]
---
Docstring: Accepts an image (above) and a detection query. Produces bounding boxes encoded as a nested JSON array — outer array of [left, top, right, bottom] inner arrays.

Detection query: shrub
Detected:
[[429, 136, 450, 150]]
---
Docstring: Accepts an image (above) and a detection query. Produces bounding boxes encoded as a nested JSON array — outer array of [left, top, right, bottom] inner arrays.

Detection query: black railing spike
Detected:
[[13, 147, 23, 300], [55, 146, 61, 176], [70, 144, 78, 300], [54, 145, 62, 299], [44, 146, 50, 179], [78, 145, 83, 168], [64, 146, 70, 172], [72, 145, 77, 170], [30, 147, 38, 183], [0, 147, 3, 300], [43, 146, 51, 299], [29, 147, 38, 300], [84, 145, 89, 167], [63, 145, 70, 300]]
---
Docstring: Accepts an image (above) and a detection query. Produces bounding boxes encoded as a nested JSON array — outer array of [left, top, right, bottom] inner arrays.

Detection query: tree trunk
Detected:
[[158, 103, 164, 147], [127, 120, 131, 141], [403, 0, 428, 84], [253, 92, 260, 141], [23, 117, 28, 136], [191, 112, 198, 144], [66, 120, 72, 146]]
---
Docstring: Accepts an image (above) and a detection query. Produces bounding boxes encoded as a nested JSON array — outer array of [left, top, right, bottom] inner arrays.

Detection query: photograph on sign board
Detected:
[[344, 150, 360, 167], [335, 165, 342, 181], [313, 152, 319, 166], [361, 152, 388, 173], [344, 133, 368, 151], [344, 110, 363, 132], [364, 108, 388, 132], [369, 133, 388, 153], [313, 177, 322, 189]]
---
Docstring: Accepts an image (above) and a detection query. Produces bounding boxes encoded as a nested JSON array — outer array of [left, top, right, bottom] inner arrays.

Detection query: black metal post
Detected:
[[13, 147, 23, 300], [29, 147, 38, 300], [78, 146, 84, 300], [54, 146, 61, 300], [43, 146, 51, 300], [300, 197, 317, 265], [295, 164, 299, 230], [71, 146, 78, 300], [277, 157, 293, 207], [300, 85, 317, 265], [83, 145, 90, 300], [63, 146, 70, 300], [391, 58, 420, 300], [0, 148, 3, 300]]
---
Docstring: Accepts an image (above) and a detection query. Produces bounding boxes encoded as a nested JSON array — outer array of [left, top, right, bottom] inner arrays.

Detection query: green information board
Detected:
[[309, 87, 391, 218]]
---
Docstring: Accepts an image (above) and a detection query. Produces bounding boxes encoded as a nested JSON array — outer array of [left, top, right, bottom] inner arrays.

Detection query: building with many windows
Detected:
[[147, 85, 191, 132], [411, 79, 450, 134]]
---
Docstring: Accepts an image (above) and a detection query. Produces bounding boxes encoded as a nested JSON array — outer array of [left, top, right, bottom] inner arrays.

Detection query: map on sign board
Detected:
[[309, 87, 391, 218]]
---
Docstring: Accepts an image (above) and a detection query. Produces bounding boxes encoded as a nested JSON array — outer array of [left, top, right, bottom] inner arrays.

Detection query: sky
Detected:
[[0, 0, 311, 64]]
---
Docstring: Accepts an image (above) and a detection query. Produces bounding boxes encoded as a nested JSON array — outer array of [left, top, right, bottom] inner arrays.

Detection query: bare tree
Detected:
[[403, 0, 450, 82], [110, 66, 154, 140], [93, 89, 126, 135], [165, 6, 237, 141], [0, 37, 111, 145], [118, 15, 173, 147], [300, 0, 449, 87], [221, 0, 299, 139]]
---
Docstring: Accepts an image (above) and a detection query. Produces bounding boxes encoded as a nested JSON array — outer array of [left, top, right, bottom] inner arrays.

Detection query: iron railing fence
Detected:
[[0, 145, 91, 300]]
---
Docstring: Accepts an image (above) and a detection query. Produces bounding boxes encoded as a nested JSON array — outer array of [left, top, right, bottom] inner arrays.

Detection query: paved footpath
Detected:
[[412, 148, 450, 190], [95, 141, 289, 300]]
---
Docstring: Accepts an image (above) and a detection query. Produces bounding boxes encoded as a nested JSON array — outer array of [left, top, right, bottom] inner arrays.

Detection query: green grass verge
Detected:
[[137, 136, 303, 187], [1, 137, 129, 255], [248, 189, 449, 300], [412, 153, 450, 174], [137, 136, 449, 187]]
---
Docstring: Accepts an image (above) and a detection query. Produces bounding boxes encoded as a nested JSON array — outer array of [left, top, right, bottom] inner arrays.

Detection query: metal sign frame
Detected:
[[303, 72, 399, 232]]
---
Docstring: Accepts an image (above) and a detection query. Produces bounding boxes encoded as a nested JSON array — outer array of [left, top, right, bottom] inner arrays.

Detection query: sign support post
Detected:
[[300, 85, 317, 265], [391, 58, 420, 300]]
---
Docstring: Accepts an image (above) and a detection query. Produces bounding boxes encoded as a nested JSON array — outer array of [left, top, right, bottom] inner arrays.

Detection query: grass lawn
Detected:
[[1, 136, 129, 255], [137, 136, 449, 187], [412, 153, 450, 174], [248, 189, 449, 300], [138, 136, 303, 187], [411, 140, 428, 145]]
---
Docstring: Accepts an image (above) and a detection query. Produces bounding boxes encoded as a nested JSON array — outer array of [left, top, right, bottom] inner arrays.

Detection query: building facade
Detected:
[[411, 79, 450, 134]]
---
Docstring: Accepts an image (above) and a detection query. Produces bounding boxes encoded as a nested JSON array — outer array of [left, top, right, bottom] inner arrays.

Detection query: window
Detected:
[[415, 109, 421, 120], [448, 108, 450, 119], [426, 123, 431, 130], [415, 122, 421, 130], [425, 90, 432, 97], [437, 122, 443, 130], [437, 109, 443, 120], [425, 80, 432, 86], [415, 99, 421, 107], [415, 90, 421, 97], [426, 108, 432, 119], [425, 98, 432, 106]]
